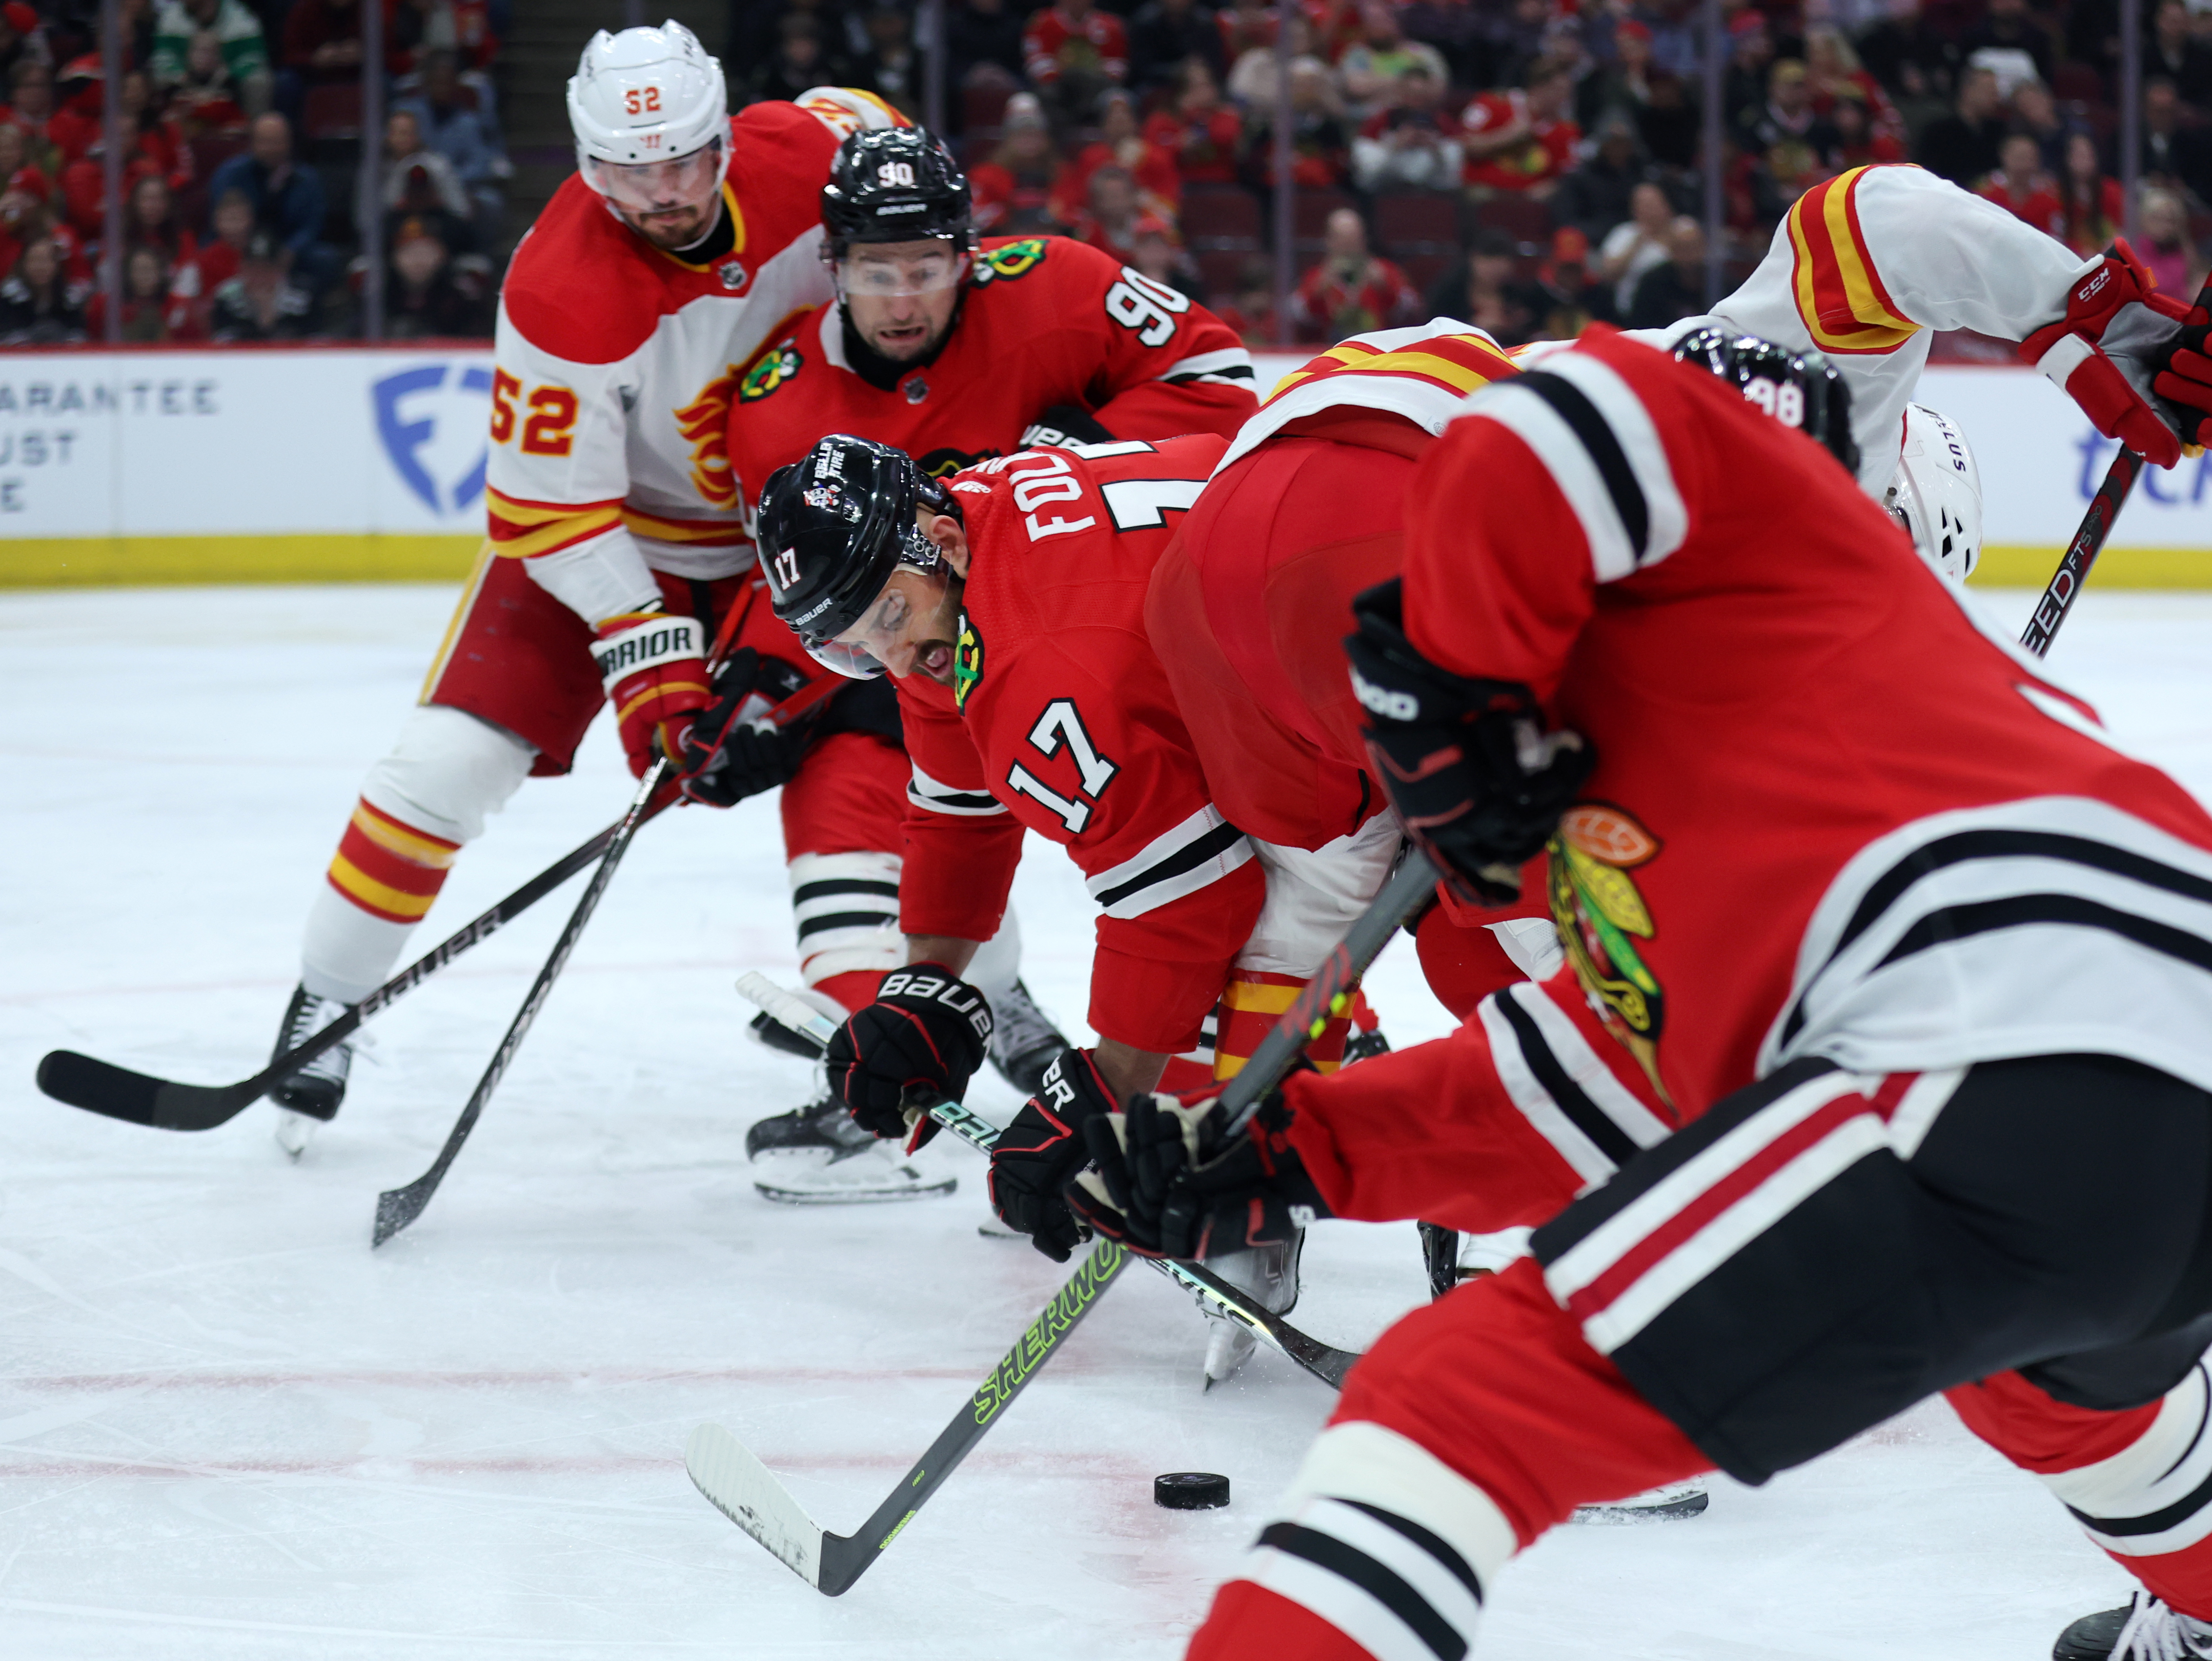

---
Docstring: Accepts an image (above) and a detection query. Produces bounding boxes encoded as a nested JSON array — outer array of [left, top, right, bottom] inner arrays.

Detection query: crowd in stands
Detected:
[[732, 0, 2212, 348], [0, 0, 507, 344], [1, 0, 2206, 349]]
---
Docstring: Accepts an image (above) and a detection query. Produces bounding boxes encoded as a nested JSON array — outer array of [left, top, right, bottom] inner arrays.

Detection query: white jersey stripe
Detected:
[[1459, 383, 1636, 581], [1538, 351, 1690, 568]]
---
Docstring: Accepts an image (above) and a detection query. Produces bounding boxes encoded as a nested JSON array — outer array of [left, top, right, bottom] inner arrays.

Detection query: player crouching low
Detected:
[[753, 431, 1397, 1382]]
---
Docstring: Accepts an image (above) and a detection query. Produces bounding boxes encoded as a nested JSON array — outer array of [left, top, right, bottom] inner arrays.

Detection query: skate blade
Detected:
[[1201, 1323, 1259, 1390], [753, 1174, 956, 1206], [273, 1110, 317, 1161], [1570, 1487, 1710, 1524]]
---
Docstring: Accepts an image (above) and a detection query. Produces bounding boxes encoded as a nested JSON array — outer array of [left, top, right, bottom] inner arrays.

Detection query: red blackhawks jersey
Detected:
[[1283, 327, 2212, 1235], [898, 433, 1265, 1054], [725, 234, 1256, 509], [484, 89, 900, 627]]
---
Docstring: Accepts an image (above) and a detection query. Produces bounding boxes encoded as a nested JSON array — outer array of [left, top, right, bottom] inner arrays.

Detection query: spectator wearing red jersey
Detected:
[[281, 0, 366, 105], [1352, 62, 1463, 194], [1805, 27, 1901, 143], [193, 184, 252, 297], [1143, 58, 1241, 185], [1977, 131, 2064, 238], [1243, 56, 1349, 189], [46, 55, 101, 163], [1023, 0, 1127, 124], [1290, 206, 1420, 342], [1217, 0, 1277, 62], [2059, 130, 2126, 259], [169, 27, 250, 136], [969, 90, 1064, 234], [1462, 55, 1580, 197], [87, 242, 205, 342], [1053, 88, 1180, 223], [5, 58, 61, 177]]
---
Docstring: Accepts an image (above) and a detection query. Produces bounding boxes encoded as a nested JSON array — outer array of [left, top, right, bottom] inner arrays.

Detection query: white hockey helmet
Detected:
[[1885, 402, 1983, 582], [567, 21, 728, 204]]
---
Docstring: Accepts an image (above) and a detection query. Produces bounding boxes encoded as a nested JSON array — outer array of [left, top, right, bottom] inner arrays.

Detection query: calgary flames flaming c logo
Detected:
[[673, 366, 742, 510]]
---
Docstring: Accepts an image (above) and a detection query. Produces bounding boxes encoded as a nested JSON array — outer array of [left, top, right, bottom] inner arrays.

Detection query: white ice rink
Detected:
[[2, 582, 2208, 1659]]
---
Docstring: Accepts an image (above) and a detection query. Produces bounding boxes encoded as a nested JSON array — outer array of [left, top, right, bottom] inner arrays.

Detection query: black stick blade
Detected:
[[371, 1178, 434, 1248], [37, 1049, 277, 1131]]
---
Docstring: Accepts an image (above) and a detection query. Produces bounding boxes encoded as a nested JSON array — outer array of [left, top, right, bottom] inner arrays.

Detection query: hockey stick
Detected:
[[369, 754, 670, 1247], [2019, 446, 2144, 660], [34, 805, 673, 1132], [732, 973, 1360, 1390]]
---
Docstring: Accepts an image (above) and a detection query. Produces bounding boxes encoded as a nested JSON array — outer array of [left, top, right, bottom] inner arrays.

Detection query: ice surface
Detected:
[[0, 583, 2203, 1659]]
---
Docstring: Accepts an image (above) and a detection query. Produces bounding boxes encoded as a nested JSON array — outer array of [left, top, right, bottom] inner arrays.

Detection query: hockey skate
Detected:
[[986, 979, 1068, 1100], [1341, 1025, 1392, 1066], [269, 985, 354, 1159], [1200, 1230, 1304, 1387], [2055, 1593, 2212, 1661], [747, 1094, 954, 1204]]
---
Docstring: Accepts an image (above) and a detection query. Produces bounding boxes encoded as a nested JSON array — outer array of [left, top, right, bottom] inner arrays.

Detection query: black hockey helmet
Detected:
[[821, 126, 974, 256], [1671, 327, 1860, 479], [756, 433, 962, 678]]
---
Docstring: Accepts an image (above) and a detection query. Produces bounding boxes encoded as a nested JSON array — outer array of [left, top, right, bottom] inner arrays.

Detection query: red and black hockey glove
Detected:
[[676, 648, 819, 808], [1344, 577, 1595, 907], [823, 964, 994, 1144], [1067, 1078, 1332, 1260], [2021, 242, 2206, 468], [986, 1046, 1116, 1262], [593, 604, 712, 778], [2154, 318, 2212, 452]]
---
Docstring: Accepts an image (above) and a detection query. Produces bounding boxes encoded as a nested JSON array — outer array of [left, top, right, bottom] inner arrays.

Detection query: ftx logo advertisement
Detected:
[[373, 363, 492, 517]]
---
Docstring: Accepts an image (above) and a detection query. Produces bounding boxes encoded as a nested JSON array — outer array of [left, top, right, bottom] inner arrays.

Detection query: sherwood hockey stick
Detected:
[[689, 952, 1387, 1598], [34, 806, 672, 1132], [370, 753, 672, 1247], [731, 973, 1360, 1389]]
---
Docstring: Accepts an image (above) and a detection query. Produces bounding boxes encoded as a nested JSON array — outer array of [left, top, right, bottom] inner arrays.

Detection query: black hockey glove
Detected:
[[677, 648, 819, 808], [1019, 404, 1116, 450], [987, 1047, 1116, 1262], [2154, 315, 2212, 451], [1344, 577, 1596, 907], [1067, 1077, 1331, 1260], [824, 964, 994, 1143]]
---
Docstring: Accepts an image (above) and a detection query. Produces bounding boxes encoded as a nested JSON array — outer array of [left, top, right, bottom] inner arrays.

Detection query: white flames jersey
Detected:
[[484, 88, 901, 626], [1520, 165, 2093, 495]]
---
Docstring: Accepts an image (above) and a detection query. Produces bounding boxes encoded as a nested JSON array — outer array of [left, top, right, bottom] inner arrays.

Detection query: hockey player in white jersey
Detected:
[[261, 24, 1051, 1197]]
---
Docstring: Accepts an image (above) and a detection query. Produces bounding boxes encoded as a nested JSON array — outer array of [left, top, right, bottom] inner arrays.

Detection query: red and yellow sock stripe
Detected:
[[1214, 969, 1353, 1082], [1786, 164, 1920, 355], [325, 798, 460, 925]]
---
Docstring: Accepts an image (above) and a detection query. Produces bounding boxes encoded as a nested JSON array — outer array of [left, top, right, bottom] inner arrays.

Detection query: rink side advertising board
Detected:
[[0, 348, 2208, 587]]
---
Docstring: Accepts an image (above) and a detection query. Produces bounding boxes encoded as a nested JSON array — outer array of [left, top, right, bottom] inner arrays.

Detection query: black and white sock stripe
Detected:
[[788, 851, 903, 979], [2045, 1364, 2212, 1558], [1085, 805, 1253, 920], [1238, 1420, 1517, 1661], [1474, 982, 1673, 1187], [1762, 797, 2212, 1091], [908, 762, 1007, 818], [1462, 353, 1687, 583]]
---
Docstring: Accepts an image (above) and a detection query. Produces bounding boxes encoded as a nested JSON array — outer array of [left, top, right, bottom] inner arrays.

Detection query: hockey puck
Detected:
[[1155, 1472, 1230, 1510]]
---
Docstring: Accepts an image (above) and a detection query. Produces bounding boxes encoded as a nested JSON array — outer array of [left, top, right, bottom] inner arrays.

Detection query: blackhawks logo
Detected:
[[740, 343, 803, 403], [1547, 803, 1671, 1105], [972, 238, 1049, 286], [917, 445, 1000, 479], [952, 612, 985, 711]]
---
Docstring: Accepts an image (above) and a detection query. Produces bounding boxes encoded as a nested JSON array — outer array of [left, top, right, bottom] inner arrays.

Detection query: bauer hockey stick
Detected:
[[731, 973, 1361, 1389], [370, 753, 672, 1247]]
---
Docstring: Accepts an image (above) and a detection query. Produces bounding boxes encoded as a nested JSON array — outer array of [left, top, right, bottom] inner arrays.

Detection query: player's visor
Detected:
[[833, 243, 969, 300], [587, 137, 725, 215], [814, 563, 952, 681]]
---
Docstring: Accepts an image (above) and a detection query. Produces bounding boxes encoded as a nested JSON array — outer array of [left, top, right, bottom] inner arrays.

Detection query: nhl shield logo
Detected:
[[717, 259, 748, 290]]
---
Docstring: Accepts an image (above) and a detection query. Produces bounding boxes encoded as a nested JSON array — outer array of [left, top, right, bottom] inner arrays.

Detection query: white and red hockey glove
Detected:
[[591, 605, 711, 778], [2020, 242, 2205, 469]]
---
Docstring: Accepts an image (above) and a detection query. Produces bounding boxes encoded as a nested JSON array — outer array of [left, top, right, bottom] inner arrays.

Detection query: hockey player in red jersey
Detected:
[[1148, 322, 1552, 1019], [751, 430, 1393, 1380], [1047, 329, 2212, 1659], [263, 24, 959, 1198], [723, 125, 1256, 510]]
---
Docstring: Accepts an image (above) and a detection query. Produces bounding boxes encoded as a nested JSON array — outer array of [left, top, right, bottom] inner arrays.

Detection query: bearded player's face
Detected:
[[839, 238, 966, 362]]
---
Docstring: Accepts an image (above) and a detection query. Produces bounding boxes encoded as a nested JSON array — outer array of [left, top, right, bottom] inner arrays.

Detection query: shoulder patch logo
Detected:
[[974, 238, 1049, 285], [917, 445, 1000, 480], [740, 343, 803, 404], [953, 612, 985, 711], [1547, 802, 1671, 1105]]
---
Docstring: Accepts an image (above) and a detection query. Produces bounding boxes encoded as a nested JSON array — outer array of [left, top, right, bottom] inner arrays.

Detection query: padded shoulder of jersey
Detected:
[[501, 169, 710, 367]]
